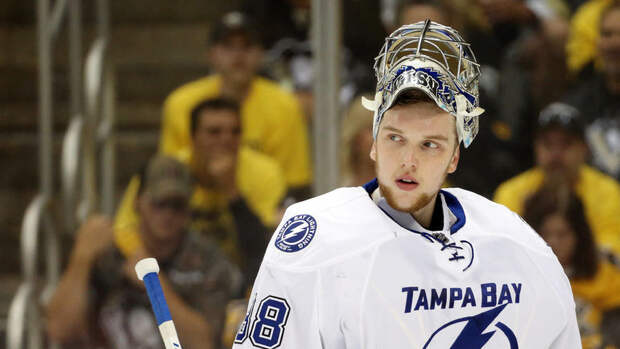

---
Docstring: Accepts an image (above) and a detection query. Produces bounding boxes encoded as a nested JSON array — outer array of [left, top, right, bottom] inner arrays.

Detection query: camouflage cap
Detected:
[[142, 155, 192, 201]]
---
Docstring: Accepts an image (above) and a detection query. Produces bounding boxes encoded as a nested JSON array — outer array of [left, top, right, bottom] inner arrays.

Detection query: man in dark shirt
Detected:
[[46, 155, 241, 349]]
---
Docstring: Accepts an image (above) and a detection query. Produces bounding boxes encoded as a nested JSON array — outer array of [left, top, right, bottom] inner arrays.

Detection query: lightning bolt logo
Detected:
[[451, 303, 507, 348], [282, 222, 308, 242], [274, 215, 317, 253], [423, 303, 518, 349]]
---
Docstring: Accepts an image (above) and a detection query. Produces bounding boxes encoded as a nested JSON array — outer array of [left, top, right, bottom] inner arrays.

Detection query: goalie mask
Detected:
[[362, 20, 484, 148]]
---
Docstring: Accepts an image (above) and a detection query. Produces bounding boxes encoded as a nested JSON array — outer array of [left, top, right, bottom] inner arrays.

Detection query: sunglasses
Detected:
[[150, 198, 188, 212]]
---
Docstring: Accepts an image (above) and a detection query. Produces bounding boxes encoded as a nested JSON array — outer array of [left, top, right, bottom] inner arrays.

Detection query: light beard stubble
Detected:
[[374, 150, 454, 215], [379, 182, 434, 213]]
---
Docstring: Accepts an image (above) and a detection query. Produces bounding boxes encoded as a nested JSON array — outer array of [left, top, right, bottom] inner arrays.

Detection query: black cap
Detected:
[[537, 102, 585, 139], [208, 12, 261, 46]]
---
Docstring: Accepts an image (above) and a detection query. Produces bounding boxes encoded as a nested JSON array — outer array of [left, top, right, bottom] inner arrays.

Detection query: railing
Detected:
[[82, 38, 116, 218], [61, 39, 116, 232], [7, 194, 61, 349], [61, 116, 83, 232], [312, 0, 341, 194], [6, 0, 113, 348], [7, 197, 46, 349], [7, 284, 37, 349]]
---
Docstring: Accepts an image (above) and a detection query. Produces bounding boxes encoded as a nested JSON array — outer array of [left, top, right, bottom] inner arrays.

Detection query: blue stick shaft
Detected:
[[143, 272, 172, 325]]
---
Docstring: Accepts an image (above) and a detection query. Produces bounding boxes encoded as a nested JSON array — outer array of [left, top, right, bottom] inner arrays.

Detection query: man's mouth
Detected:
[[395, 177, 419, 191]]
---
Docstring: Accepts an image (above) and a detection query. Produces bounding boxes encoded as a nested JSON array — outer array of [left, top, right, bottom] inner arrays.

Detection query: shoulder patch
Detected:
[[274, 214, 317, 252]]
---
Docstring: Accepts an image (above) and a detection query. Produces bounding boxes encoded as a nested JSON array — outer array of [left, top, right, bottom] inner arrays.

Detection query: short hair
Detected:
[[393, 89, 435, 106], [190, 98, 241, 136], [391, 89, 459, 145], [522, 187, 598, 279]]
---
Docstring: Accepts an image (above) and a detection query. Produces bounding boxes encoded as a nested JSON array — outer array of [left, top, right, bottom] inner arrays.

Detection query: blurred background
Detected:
[[1, 0, 620, 348]]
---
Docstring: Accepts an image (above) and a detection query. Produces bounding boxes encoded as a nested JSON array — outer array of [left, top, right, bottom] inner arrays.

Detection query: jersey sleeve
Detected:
[[590, 178, 620, 255], [267, 97, 312, 188], [160, 93, 189, 155], [549, 255, 581, 348], [232, 263, 323, 349], [238, 148, 287, 227], [509, 209, 583, 348], [233, 201, 329, 349], [549, 309, 582, 349], [566, 0, 603, 74], [113, 175, 143, 257]]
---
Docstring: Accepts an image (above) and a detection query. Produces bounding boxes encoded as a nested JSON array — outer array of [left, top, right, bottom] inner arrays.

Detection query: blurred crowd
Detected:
[[43, 0, 620, 348]]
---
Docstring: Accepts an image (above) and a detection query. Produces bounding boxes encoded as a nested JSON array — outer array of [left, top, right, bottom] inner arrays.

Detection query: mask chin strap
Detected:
[[361, 93, 380, 111], [454, 94, 485, 148], [362, 92, 383, 139]]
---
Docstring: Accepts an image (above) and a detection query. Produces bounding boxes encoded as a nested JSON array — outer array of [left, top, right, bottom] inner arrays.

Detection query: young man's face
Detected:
[[192, 108, 242, 157], [538, 214, 576, 267], [138, 194, 189, 244], [370, 101, 460, 213], [209, 34, 263, 87], [534, 128, 586, 180]]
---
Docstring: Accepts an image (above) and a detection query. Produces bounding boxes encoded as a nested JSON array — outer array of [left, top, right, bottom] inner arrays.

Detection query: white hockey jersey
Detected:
[[232, 181, 581, 349]]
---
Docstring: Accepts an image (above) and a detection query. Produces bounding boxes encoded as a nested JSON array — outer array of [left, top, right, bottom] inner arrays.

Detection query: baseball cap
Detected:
[[141, 155, 192, 202], [537, 102, 585, 139], [208, 11, 261, 46]]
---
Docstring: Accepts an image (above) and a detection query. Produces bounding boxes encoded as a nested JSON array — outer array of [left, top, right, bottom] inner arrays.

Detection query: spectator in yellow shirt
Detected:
[[115, 98, 286, 285], [523, 186, 620, 348], [160, 11, 312, 200], [566, 0, 613, 76], [494, 102, 620, 254]]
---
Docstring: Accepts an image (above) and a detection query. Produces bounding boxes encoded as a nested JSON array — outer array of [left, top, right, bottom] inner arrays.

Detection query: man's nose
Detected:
[[400, 147, 418, 168], [548, 146, 565, 161]]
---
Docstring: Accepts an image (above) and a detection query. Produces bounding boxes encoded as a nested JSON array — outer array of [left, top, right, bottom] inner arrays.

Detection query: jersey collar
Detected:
[[362, 178, 466, 235]]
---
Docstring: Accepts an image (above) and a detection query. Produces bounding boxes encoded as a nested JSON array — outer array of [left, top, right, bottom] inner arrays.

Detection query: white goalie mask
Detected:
[[362, 20, 484, 148]]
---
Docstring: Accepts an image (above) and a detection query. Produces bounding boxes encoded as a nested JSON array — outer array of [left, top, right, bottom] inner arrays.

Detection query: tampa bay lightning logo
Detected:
[[424, 303, 518, 348], [274, 215, 317, 252]]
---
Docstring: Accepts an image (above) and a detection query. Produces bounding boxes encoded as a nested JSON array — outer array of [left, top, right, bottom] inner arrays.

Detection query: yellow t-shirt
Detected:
[[571, 260, 620, 349], [160, 74, 312, 188], [566, 0, 612, 74], [113, 147, 286, 258], [494, 165, 620, 255], [572, 260, 620, 311]]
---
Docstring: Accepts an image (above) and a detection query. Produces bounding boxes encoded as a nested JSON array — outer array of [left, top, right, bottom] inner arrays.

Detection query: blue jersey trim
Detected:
[[363, 178, 379, 195], [440, 190, 466, 234], [364, 179, 466, 235], [460, 240, 474, 272], [364, 180, 466, 235]]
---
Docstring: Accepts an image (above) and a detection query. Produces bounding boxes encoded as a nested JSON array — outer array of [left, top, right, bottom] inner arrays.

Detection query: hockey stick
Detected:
[[135, 258, 183, 349]]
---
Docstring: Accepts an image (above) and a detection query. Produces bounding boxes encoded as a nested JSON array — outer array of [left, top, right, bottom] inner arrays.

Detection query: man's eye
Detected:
[[424, 141, 439, 149], [389, 135, 402, 142]]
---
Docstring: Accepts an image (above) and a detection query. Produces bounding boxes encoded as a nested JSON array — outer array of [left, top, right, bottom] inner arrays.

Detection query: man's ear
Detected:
[[447, 145, 460, 174], [370, 141, 377, 161]]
